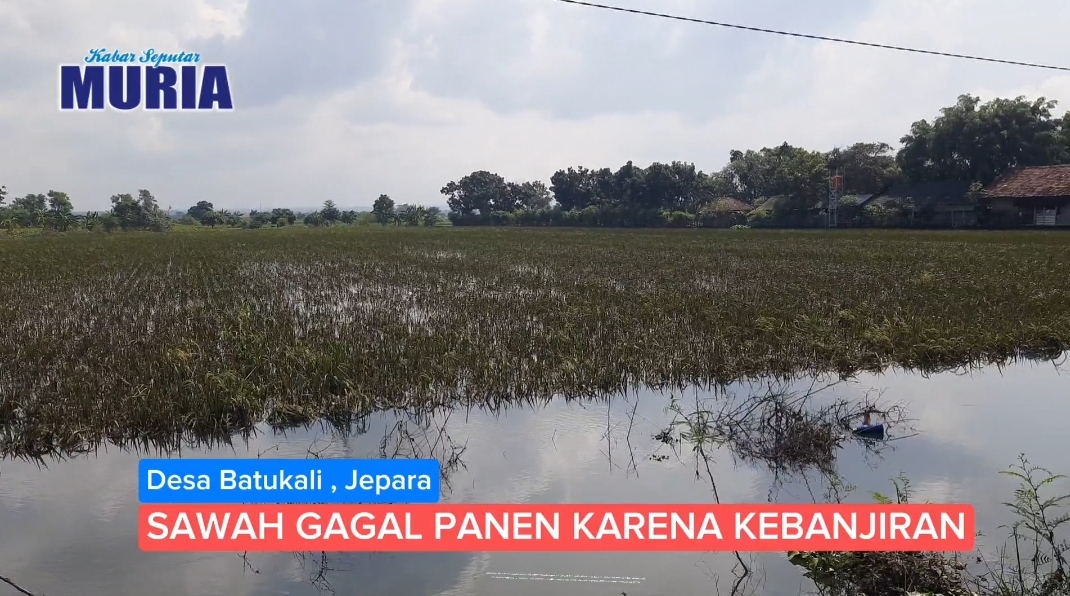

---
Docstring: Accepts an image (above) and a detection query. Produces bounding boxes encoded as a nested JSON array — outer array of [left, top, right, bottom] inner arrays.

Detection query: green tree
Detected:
[[270, 208, 296, 227], [109, 193, 141, 230], [186, 200, 214, 223], [372, 194, 395, 225], [202, 211, 225, 227], [12, 193, 47, 226], [108, 190, 168, 231], [695, 171, 739, 206], [722, 144, 829, 204], [897, 94, 1067, 185], [441, 171, 507, 215], [422, 206, 442, 226], [549, 166, 597, 211], [140, 189, 170, 231], [395, 203, 424, 226], [100, 214, 120, 232], [46, 190, 75, 231], [502, 181, 552, 211], [248, 210, 272, 228], [826, 142, 902, 195], [321, 200, 341, 223]]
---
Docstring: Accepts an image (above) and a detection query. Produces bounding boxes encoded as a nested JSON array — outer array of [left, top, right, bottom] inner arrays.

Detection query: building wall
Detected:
[[988, 198, 1070, 225], [988, 199, 1019, 214]]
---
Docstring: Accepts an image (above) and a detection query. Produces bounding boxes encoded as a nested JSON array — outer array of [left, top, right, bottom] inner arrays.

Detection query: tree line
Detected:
[[0, 188, 171, 232], [441, 94, 1070, 228], [0, 190, 446, 234], [180, 196, 444, 228], [4, 93, 1069, 234]]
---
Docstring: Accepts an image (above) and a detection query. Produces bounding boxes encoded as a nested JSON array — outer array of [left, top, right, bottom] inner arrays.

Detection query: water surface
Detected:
[[2, 358, 1068, 596]]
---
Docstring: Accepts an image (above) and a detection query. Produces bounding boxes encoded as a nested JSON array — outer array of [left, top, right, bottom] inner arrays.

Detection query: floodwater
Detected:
[[1, 358, 1068, 596]]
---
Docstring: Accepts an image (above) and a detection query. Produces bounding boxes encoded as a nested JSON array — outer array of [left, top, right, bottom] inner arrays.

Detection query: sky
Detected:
[[1, 0, 1069, 212]]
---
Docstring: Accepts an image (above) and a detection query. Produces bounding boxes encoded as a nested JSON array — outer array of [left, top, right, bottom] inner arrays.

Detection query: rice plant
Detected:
[[1, 226, 1068, 458]]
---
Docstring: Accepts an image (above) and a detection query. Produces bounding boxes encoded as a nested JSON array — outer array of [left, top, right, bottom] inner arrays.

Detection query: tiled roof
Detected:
[[707, 197, 754, 212], [753, 195, 822, 210], [984, 164, 1070, 198], [753, 196, 787, 210]]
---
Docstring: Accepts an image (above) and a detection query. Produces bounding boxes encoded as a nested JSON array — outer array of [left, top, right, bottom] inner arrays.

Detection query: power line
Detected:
[[549, 0, 1070, 72]]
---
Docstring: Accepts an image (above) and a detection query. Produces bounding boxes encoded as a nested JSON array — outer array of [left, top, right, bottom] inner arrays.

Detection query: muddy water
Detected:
[[1, 359, 1068, 596]]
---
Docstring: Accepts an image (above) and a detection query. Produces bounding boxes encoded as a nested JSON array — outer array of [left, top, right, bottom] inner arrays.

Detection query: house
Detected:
[[983, 164, 1070, 226], [862, 181, 975, 227]]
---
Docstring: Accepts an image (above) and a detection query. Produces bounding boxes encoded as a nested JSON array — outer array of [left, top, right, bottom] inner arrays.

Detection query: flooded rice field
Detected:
[[2, 358, 1067, 596], [2, 228, 1069, 595]]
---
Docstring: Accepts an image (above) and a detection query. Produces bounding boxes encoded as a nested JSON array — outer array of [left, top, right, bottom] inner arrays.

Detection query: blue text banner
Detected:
[[138, 459, 440, 504]]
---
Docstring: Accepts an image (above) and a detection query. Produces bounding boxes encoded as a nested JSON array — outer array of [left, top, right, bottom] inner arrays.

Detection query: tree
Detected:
[[270, 208, 296, 227], [248, 210, 272, 228], [202, 211, 225, 227], [669, 161, 703, 212], [550, 167, 596, 211], [12, 193, 46, 226], [722, 144, 829, 205], [139, 189, 159, 212], [422, 206, 442, 226], [826, 142, 902, 195], [100, 214, 120, 232], [502, 181, 551, 211], [897, 94, 1067, 185], [109, 193, 141, 230], [372, 194, 395, 225], [321, 200, 341, 223], [46, 190, 75, 231], [696, 171, 738, 206], [0, 184, 6, 206], [612, 161, 645, 207], [107, 190, 168, 231], [396, 203, 425, 226], [187, 201, 214, 223], [139, 189, 170, 231], [441, 171, 507, 215]]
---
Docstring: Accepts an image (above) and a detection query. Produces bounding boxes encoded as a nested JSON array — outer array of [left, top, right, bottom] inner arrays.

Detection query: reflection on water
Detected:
[[1, 358, 1068, 596]]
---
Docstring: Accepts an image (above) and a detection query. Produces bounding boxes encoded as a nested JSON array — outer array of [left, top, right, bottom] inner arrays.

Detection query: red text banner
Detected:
[[139, 503, 975, 552]]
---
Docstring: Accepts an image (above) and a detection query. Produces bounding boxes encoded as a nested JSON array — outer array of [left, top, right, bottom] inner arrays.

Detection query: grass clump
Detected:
[[787, 456, 1069, 596]]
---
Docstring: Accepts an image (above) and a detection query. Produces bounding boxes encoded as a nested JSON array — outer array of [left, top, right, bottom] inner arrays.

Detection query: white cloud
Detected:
[[1, 0, 1069, 211]]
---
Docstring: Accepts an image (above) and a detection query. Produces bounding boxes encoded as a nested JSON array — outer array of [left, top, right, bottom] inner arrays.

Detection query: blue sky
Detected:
[[1, 0, 1068, 211]]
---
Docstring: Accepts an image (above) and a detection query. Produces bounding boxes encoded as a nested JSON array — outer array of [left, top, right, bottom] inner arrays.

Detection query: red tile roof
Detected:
[[984, 164, 1070, 198]]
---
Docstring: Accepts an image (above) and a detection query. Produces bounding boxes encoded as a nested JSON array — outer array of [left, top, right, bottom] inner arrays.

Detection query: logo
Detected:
[[59, 48, 233, 111]]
